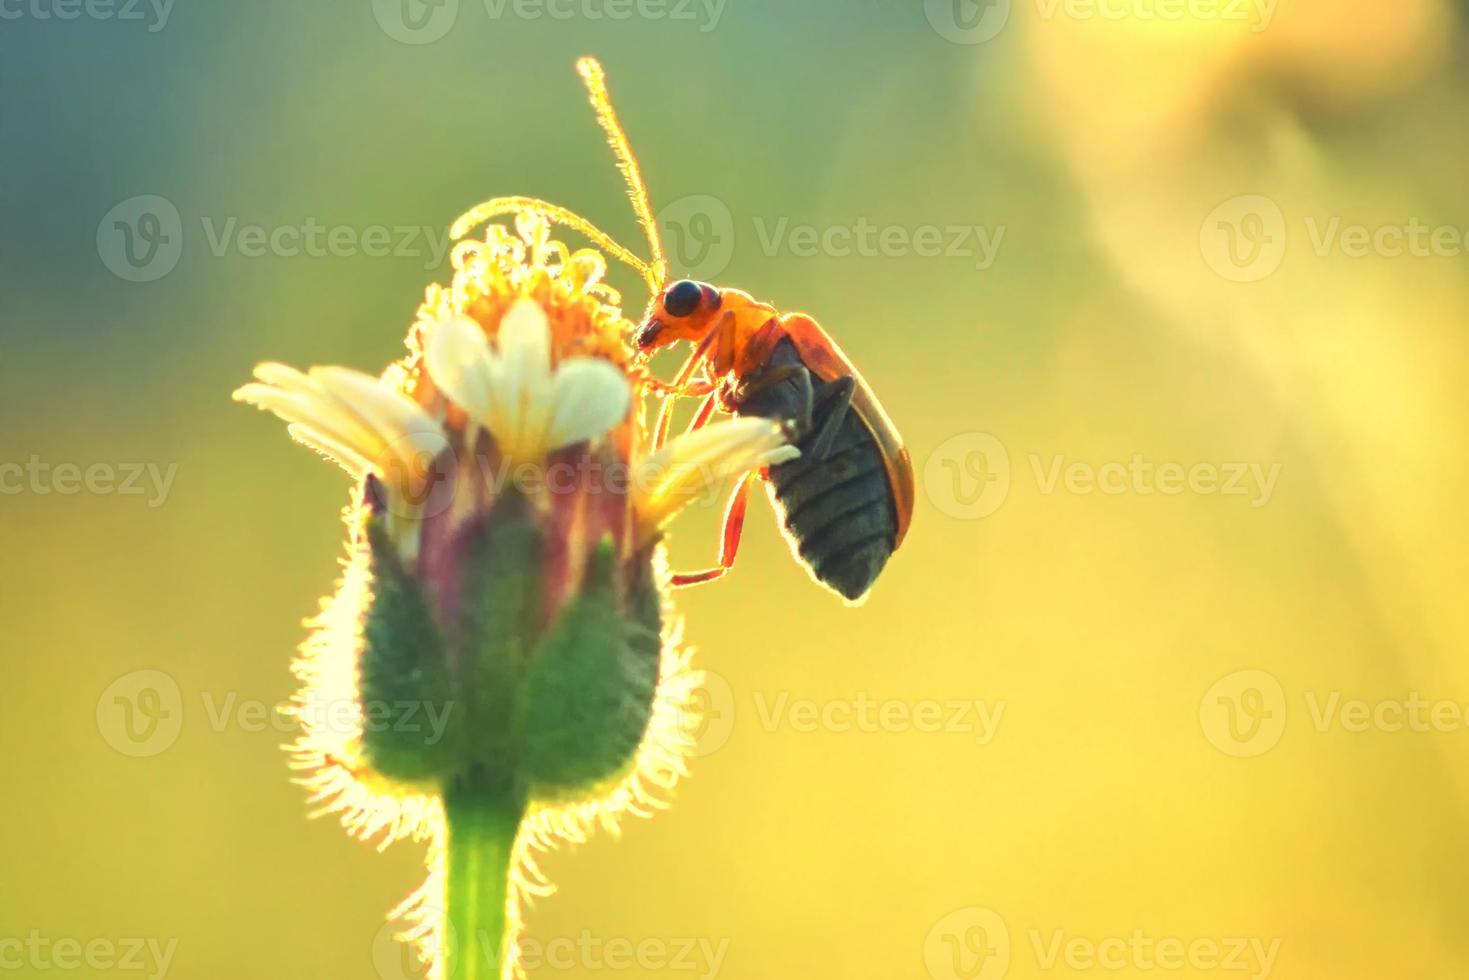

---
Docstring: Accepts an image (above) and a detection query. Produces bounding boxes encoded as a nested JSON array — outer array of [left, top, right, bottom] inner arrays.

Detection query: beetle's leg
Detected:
[[669, 470, 756, 588], [672, 311, 734, 387], [645, 373, 718, 395], [652, 397, 676, 452], [652, 378, 717, 450], [646, 379, 717, 400], [652, 313, 734, 449], [684, 389, 720, 434], [806, 376, 856, 460], [652, 376, 714, 450]]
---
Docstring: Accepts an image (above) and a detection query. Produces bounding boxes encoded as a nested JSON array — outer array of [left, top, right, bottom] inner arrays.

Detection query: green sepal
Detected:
[[456, 487, 543, 792], [628, 554, 665, 690], [359, 516, 459, 782], [514, 537, 661, 794]]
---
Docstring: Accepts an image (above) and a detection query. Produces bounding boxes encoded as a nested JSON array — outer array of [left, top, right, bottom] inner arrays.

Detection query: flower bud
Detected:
[[236, 210, 796, 979]]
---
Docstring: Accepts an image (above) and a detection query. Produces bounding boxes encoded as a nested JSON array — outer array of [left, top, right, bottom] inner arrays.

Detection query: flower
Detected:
[[234, 210, 794, 980], [423, 301, 630, 461]]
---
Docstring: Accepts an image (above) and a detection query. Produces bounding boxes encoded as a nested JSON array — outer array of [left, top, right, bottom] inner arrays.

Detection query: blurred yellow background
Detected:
[[2, 0, 1468, 977]]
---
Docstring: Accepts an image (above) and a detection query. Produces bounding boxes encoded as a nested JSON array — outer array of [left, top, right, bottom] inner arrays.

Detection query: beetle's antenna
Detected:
[[575, 57, 668, 294], [450, 195, 653, 284]]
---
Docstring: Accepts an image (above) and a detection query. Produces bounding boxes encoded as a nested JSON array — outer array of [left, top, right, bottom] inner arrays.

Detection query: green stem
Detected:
[[444, 783, 525, 980]]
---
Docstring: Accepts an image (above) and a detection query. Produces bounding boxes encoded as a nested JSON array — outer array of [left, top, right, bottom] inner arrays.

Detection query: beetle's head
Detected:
[[636, 279, 722, 352]]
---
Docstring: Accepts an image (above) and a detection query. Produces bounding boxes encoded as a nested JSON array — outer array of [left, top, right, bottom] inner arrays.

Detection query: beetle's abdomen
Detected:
[[768, 412, 896, 601], [730, 339, 897, 601]]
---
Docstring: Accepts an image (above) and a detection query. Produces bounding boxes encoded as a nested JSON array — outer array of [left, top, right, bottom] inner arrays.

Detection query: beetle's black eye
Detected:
[[663, 279, 703, 318]]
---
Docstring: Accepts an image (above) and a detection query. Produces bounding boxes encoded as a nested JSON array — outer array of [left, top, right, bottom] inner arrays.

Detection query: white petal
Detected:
[[309, 368, 434, 438], [234, 382, 386, 464], [235, 364, 449, 482], [761, 444, 802, 467], [636, 417, 797, 530], [424, 315, 496, 420], [307, 367, 447, 473], [286, 423, 372, 477], [645, 417, 789, 481], [251, 362, 315, 393], [545, 357, 631, 451], [493, 298, 552, 456]]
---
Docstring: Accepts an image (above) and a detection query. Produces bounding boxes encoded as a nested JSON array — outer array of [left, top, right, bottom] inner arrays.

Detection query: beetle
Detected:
[[635, 281, 914, 602], [448, 59, 914, 602]]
